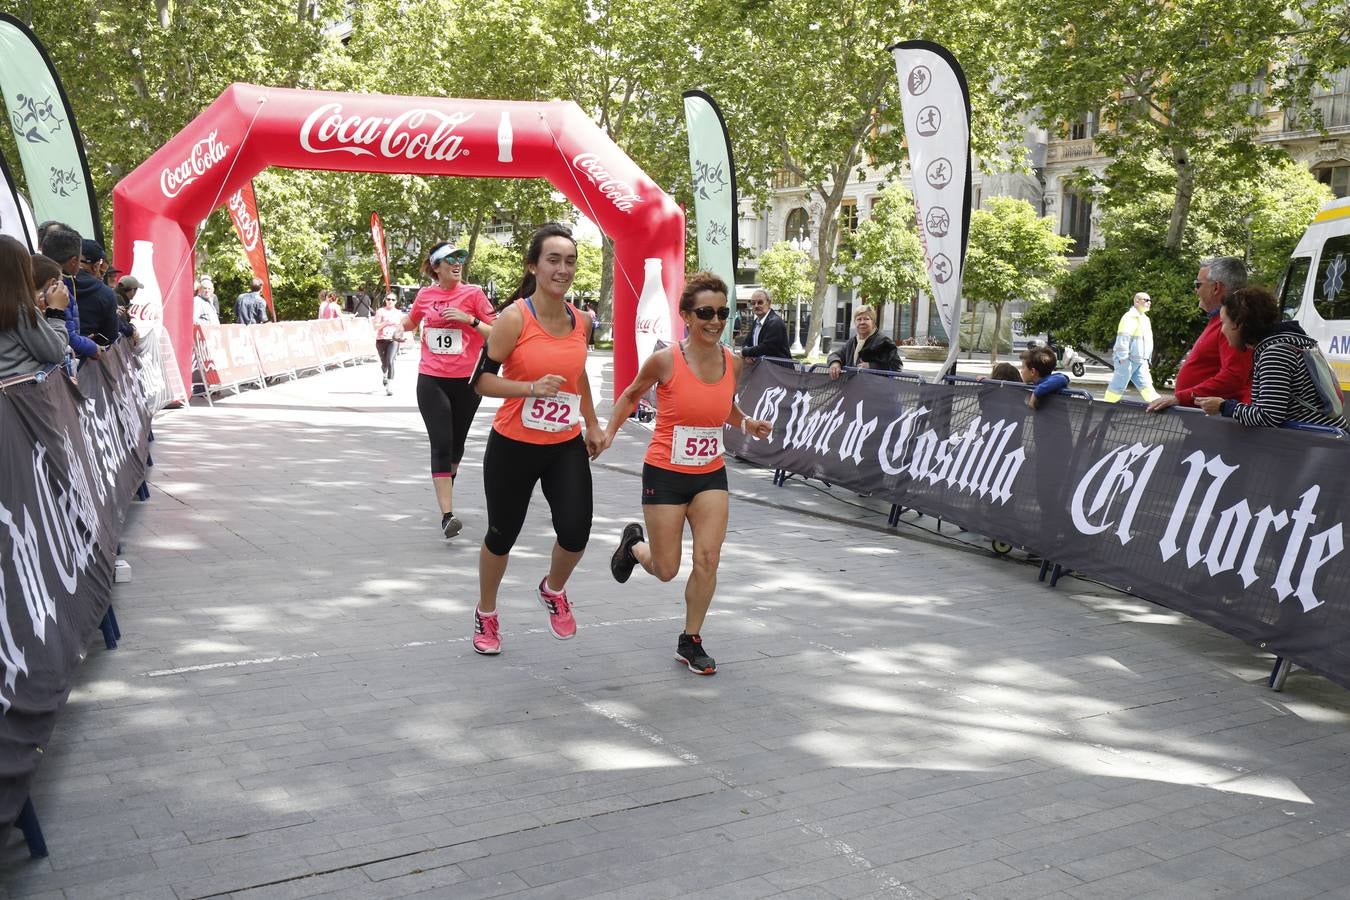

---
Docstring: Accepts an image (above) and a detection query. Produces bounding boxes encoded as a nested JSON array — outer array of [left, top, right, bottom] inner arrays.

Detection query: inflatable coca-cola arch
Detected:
[[112, 83, 685, 399]]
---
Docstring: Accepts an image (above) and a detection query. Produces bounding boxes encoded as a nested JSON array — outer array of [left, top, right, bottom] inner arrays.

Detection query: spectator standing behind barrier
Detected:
[[1021, 346, 1069, 410], [740, 289, 791, 360], [0, 240, 69, 379], [199, 276, 219, 318], [76, 240, 126, 344], [1148, 256, 1252, 413], [1196, 287, 1349, 430], [39, 226, 99, 362], [234, 278, 269, 325], [318, 290, 342, 319], [114, 275, 141, 338], [827, 305, 902, 378], [1105, 292, 1158, 403], [985, 362, 1022, 382], [193, 284, 219, 325]]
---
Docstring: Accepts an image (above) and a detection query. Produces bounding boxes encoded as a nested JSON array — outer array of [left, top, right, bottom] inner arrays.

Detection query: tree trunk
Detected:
[[990, 302, 1004, 363], [599, 236, 615, 323], [463, 208, 486, 283], [1167, 146, 1194, 252]]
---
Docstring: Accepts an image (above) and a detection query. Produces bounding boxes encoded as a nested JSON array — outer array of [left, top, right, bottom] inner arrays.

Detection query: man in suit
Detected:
[[740, 289, 791, 360]]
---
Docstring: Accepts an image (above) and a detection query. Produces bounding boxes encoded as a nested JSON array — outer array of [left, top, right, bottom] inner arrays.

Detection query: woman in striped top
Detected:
[[1196, 287, 1348, 431]]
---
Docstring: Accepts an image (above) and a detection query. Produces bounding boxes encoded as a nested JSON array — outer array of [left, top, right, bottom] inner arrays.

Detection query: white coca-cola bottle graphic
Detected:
[[497, 111, 513, 163], [634, 257, 670, 369], [127, 239, 164, 320]]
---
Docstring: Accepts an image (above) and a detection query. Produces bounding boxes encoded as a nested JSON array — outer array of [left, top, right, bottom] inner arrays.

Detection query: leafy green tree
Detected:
[[1024, 151, 1330, 382], [706, 0, 1032, 356], [838, 181, 926, 340], [963, 197, 1072, 361], [756, 241, 813, 351], [1018, 0, 1345, 252]]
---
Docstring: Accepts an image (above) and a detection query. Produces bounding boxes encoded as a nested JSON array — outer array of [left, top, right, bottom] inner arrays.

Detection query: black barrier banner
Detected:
[[0, 343, 151, 826], [727, 363, 1350, 687]]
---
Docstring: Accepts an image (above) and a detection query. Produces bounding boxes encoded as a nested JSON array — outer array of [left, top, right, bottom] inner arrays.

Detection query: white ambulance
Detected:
[[1281, 196, 1350, 388]]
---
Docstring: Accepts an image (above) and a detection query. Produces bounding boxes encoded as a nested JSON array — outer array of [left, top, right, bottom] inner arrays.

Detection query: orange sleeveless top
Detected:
[[492, 298, 590, 445], [645, 344, 736, 473]]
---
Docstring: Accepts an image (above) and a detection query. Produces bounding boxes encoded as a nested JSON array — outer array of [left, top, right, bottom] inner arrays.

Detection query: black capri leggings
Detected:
[[482, 429, 592, 556], [416, 374, 482, 477], [376, 339, 397, 380]]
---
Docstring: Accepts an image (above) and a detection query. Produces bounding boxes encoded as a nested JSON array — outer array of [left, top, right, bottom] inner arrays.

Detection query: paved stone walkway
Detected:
[[5, 352, 1350, 899]]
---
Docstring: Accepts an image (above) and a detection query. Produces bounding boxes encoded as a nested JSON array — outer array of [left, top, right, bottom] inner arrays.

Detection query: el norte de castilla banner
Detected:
[[726, 362, 1350, 688], [0, 343, 153, 827]]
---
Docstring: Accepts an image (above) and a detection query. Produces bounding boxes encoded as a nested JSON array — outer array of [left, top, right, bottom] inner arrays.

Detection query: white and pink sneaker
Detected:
[[536, 578, 577, 639], [473, 607, 501, 655]]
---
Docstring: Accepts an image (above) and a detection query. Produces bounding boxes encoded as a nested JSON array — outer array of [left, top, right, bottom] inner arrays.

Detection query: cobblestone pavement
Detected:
[[4, 352, 1350, 900]]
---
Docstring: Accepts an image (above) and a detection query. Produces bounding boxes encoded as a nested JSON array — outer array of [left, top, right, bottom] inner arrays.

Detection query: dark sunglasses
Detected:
[[692, 306, 731, 321]]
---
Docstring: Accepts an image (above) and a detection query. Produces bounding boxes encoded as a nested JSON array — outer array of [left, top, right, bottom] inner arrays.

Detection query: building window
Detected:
[[1062, 190, 1093, 256], [839, 201, 858, 235], [784, 207, 809, 243], [1318, 166, 1350, 198], [1068, 111, 1098, 140]]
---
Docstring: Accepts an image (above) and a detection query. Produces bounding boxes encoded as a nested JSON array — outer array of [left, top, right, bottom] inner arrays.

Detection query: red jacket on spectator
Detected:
[[1172, 311, 1253, 406]]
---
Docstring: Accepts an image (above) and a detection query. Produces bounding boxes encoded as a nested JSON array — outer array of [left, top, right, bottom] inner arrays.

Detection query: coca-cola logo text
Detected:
[[572, 153, 643, 213], [300, 103, 473, 162], [160, 130, 229, 199], [228, 189, 261, 252]]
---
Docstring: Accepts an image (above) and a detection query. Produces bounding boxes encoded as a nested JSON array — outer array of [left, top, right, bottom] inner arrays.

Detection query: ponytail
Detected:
[[506, 222, 576, 310]]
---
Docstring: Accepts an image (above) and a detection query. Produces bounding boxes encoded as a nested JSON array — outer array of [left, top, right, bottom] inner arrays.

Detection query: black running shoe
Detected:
[[441, 512, 463, 539], [610, 522, 645, 583], [675, 633, 716, 675]]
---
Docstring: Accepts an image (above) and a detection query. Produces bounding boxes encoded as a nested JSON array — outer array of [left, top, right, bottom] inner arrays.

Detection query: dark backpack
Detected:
[[1293, 344, 1345, 420]]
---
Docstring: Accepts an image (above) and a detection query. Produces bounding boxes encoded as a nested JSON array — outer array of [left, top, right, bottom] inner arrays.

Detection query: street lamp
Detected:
[[789, 234, 812, 356]]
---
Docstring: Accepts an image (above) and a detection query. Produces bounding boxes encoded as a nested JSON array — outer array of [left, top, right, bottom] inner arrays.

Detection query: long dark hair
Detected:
[[1222, 286, 1281, 348], [0, 236, 38, 332], [506, 223, 577, 307]]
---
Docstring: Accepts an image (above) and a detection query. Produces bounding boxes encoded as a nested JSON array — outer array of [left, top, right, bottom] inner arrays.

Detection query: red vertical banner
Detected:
[[227, 181, 275, 317], [371, 212, 391, 296]]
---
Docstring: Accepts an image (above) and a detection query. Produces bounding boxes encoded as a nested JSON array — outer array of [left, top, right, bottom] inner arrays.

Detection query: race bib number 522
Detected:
[[522, 391, 580, 432]]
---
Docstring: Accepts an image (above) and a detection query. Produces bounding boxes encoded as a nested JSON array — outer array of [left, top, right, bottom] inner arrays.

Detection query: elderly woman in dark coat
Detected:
[[827, 304, 902, 379]]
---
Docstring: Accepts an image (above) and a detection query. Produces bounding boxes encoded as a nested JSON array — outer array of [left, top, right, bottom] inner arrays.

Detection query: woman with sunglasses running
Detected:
[[405, 242, 496, 539], [603, 272, 771, 675], [469, 224, 605, 655]]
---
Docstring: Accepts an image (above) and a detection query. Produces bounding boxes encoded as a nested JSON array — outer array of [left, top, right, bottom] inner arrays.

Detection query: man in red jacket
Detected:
[[1147, 256, 1253, 412]]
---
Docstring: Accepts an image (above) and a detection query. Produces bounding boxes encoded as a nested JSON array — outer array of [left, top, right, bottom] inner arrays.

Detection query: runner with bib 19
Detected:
[[469, 223, 606, 656], [602, 271, 772, 675], [403, 242, 496, 540]]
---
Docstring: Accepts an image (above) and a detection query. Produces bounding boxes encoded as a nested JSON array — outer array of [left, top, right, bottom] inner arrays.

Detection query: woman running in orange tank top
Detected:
[[469, 224, 606, 656], [601, 272, 771, 675]]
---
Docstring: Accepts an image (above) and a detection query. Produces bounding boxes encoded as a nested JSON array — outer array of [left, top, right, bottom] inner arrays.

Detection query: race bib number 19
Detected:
[[522, 391, 580, 432], [425, 327, 464, 355], [671, 425, 722, 466]]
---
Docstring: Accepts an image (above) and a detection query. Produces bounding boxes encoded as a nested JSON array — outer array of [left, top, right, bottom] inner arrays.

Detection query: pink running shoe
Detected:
[[536, 578, 577, 640], [473, 607, 501, 655]]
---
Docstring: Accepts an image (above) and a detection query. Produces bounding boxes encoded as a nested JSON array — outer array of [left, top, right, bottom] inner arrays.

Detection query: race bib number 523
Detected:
[[522, 391, 580, 432], [671, 425, 722, 465]]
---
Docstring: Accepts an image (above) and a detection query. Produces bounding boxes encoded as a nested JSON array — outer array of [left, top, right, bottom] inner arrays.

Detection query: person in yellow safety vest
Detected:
[[1105, 291, 1159, 403]]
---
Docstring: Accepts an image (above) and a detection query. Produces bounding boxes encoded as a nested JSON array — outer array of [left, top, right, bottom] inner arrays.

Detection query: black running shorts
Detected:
[[641, 463, 728, 506]]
